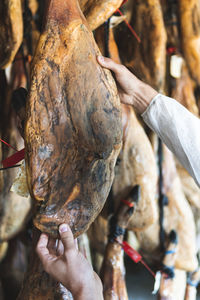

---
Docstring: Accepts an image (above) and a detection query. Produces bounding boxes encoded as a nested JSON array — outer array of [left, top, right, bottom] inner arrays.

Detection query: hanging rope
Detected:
[[104, 18, 111, 58], [158, 138, 169, 252], [115, 9, 141, 43]]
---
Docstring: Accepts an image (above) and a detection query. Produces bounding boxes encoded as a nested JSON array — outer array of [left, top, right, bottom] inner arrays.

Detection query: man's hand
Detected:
[[36, 224, 103, 300], [97, 56, 158, 114]]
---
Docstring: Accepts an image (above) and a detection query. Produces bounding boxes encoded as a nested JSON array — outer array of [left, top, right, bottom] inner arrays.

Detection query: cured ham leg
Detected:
[[115, 0, 167, 92], [171, 62, 199, 117], [100, 185, 140, 300], [113, 105, 158, 231], [179, 0, 200, 85], [80, 0, 124, 31], [25, 0, 122, 238], [0, 0, 23, 69], [176, 160, 200, 210]]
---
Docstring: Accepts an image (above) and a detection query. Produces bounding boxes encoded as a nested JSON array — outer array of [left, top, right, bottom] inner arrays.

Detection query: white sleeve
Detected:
[[142, 94, 200, 187]]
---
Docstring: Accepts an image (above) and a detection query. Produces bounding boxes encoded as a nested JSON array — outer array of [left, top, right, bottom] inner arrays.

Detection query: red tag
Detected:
[[121, 199, 134, 208], [122, 241, 142, 263], [2, 148, 25, 168], [167, 47, 177, 55]]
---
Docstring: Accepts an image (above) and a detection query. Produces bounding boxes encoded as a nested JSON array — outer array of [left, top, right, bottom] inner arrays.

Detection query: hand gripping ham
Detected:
[[25, 0, 122, 238]]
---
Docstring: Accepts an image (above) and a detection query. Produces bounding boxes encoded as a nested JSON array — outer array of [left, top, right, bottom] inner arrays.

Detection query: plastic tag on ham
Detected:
[[170, 55, 183, 78], [152, 271, 161, 295], [122, 241, 156, 278], [122, 241, 142, 263], [2, 148, 25, 168]]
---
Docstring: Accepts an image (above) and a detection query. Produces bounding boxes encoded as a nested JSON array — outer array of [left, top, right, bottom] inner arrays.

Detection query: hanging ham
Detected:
[[179, 0, 200, 85], [79, 0, 124, 31], [25, 0, 122, 238], [0, 0, 23, 69]]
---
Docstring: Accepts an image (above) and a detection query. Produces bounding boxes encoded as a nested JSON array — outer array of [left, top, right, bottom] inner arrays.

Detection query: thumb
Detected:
[[59, 224, 75, 251], [97, 56, 120, 74]]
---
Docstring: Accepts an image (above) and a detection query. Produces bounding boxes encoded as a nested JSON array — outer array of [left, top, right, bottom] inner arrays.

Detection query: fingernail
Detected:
[[98, 55, 104, 63], [59, 224, 68, 233]]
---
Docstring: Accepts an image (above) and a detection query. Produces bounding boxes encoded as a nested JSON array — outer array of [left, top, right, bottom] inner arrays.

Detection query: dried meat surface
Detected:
[[25, 0, 122, 238]]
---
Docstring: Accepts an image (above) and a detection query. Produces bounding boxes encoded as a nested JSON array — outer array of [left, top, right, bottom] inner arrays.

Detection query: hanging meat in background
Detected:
[[28, 0, 40, 54], [0, 0, 23, 69], [88, 213, 108, 272], [79, 0, 124, 31], [0, 234, 30, 300], [161, 0, 199, 117], [0, 67, 31, 242], [113, 104, 158, 231], [100, 185, 140, 300], [115, 0, 167, 92], [178, 0, 200, 87], [25, 0, 122, 238], [161, 1, 200, 269], [170, 63, 199, 117], [0, 9, 34, 241], [137, 145, 198, 273], [176, 158, 200, 211]]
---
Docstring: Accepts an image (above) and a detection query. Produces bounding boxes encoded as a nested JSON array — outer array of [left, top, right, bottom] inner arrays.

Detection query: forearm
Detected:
[[132, 81, 158, 114], [141, 94, 200, 187]]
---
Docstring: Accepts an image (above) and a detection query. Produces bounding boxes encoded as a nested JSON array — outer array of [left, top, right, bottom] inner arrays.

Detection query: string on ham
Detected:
[[187, 278, 199, 288], [160, 230, 178, 280], [161, 265, 175, 279], [0, 164, 21, 171], [0, 138, 17, 152], [115, 9, 141, 43], [108, 216, 126, 242]]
